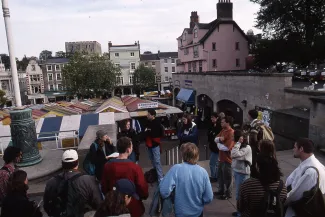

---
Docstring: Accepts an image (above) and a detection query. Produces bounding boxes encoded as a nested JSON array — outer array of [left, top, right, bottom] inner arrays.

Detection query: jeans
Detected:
[[147, 146, 164, 181], [233, 171, 250, 201], [209, 152, 219, 179], [128, 151, 136, 163], [217, 162, 233, 197]]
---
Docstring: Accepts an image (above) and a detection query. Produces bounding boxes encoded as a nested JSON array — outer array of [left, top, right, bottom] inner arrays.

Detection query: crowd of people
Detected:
[[0, 108, 325, 217]]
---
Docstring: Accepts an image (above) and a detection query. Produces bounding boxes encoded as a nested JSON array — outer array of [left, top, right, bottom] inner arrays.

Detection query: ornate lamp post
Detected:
[[2, 0, 42, 166]]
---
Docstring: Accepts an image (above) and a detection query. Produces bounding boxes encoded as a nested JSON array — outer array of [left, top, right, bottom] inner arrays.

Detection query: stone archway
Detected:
[[123, 87, 131, 95], [197, 94, 214, 129], [217, 99, 243, 127]]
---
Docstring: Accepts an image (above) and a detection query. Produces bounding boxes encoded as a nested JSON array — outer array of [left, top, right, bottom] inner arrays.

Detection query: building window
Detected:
[[58, 84, 63, 91], [55, 65, 60, 71], [130, 52, 135, 57], [129, 75, 133, 84], [30, 75, 40, 82], [172, 67, 176, 72], [145, 62, 148, 66], [165, 76, 169, 82], [115, 63, 120, 67], [184, 48, 189, 55], [57, 73, 62, 81], [199, 61, 202, 72], [164, 59, 168, 63], [31, 65, 36, 71], [116, 76, 124, 85], [212, 59, 217, 68], [188, 63, 191, 72], [236, 42, 240, 50], [152, 62, 156, 66], [165, 67, 168, 72], [115, 53, 119, 57], [193, 46, 199, 58], [212, 43, 216, 51], [183, 32, 187, 41], [192, 62, 197, 72], [194, 29, 198, 38], [131, 63, 136, 71], [49, 84, 54, 91], [171, 59, 175, 63], [46, 65, 52, 71], [48, 73, 53, 81], [236, 59, 240, 67]]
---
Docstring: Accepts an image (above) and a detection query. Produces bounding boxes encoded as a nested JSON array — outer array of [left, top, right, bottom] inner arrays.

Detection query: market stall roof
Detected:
[[121, 96, 167, 112], [95, 97, 128, 113], [129, 103, 182, 118]]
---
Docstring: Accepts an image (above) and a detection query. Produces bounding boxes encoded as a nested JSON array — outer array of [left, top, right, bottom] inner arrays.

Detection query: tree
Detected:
[[0, 54, 10, 69], [39, 50, 52, 61], [55, 51, 66, 58], [133, 64, 156, 96], [0, 90, 7, 107], [62, 53, 120, 99], [16, 55, 30, 71]]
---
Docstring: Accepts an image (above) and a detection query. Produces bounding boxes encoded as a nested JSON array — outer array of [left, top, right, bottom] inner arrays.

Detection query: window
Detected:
[[236, 59, 240, 67], [212, 43, 216, 51], [165, 67, 168, 72], [30, 75, 40, 82], [235, 42, 240, 50], [129, 75, 134, 84], [193, 46, 199, 58], [184, 48, 189, 55], [130, 52, 135, 57], [164, 59, 168, 63], [152, 62, 156, 66], [188, 63, 191, 72], [48, 73, 53, 81], [57, 84, 63, 91], [194, 29, 198, 38], [46, 65, 52, 71], [165, 76, 169, 82], [192, 62, 197, 72], [49, 84, 54, 91], [115, 63, 120, 67], [31, 65, 36, 71], [145, 62, 148, 66], [199, 61, 202, 72], [172, 66, 176, 72], [212, 59, 217, 68], [55, 65, 60, 71], [171, 59, 175, 63], [57, 73, 62, 81], [116, 76, 124, 85], [183, 32, 187, 41], [131, 63, 136, 70], [115, 53, 119, 57]]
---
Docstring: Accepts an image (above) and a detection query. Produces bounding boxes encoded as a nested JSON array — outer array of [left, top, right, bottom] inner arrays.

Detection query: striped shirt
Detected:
[[239, 178, 287, 217]]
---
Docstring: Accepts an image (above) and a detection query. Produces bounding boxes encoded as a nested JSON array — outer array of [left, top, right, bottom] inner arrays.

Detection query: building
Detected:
[[108, 41, 140, 96], [65, 41, 102, 55], [40, 58, 69, 102], [140, 51, 178, 90], [177, 0, 249, 73], [25, 59, 46, 104]]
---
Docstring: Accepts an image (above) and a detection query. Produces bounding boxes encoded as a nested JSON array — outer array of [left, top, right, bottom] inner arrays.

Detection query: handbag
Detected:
[[291, 166, 325, 217]]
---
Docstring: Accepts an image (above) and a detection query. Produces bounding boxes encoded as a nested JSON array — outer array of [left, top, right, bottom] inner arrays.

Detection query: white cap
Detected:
[[62, 149, 78, 162]]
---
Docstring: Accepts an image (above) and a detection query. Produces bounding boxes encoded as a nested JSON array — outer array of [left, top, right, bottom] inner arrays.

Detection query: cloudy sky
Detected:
[[0, 0, 260, 58]]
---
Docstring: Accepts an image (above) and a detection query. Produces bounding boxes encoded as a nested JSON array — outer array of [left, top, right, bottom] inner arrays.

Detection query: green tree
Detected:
[[0, 54, 10, 69], [133, 64, 156, 96], [0, 90, 7, 107], [16, 55, 30, 71], [39, 50, 52, 61], [62, 53, 120, 99], [55, 51, 66, 58]]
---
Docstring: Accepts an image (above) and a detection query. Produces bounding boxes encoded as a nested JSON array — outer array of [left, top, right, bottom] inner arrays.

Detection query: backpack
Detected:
[[83, 143, 98, 176], [251, 123, 274, 141], [145, 168, 158, 184], [254, 180, 284, 217], [44, 173, 84, 217]]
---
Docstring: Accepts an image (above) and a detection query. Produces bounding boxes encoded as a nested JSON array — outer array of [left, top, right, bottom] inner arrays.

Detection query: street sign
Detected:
[[137, 102, 159, 109]]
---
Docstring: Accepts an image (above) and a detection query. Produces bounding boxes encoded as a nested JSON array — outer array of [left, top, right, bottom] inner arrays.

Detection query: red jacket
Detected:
[[101, 159, 149, 217]]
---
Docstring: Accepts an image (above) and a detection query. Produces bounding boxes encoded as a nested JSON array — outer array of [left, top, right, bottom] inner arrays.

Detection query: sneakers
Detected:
[[218, 195, 232, 200]]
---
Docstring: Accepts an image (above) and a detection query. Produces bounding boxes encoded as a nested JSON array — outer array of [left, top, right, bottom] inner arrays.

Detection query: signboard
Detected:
[[185, 80, 192, 87], [137, 102, 159, 109]]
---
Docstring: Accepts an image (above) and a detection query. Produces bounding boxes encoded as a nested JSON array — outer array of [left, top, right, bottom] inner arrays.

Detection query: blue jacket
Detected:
[[178, 122, 198, 145]]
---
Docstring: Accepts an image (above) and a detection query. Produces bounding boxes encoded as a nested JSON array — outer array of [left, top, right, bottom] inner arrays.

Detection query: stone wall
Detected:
[[284, 88, 325, 108], [309, 97, 325, 150]]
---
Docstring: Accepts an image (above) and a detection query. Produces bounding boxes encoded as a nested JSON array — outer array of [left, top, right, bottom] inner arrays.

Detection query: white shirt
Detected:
[[285, 155, 325, 217], [214, 137, 229, 151]]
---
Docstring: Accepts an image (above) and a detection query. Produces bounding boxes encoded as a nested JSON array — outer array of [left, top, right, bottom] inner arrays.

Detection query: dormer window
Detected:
[[194, 29, 198, 38], [183, 32, 187, 41]]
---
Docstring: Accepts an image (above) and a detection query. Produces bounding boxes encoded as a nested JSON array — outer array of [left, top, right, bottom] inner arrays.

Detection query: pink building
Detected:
[[177, 0, 249, 73]]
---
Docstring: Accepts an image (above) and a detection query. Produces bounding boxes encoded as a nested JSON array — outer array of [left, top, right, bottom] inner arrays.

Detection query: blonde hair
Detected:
[[180, 142, 199, 165]]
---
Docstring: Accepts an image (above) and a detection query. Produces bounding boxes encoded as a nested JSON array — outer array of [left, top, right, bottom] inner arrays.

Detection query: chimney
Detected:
[[190, 11, 199, 28], [217, 0, 233, 20], [108, 41, 112, 49]]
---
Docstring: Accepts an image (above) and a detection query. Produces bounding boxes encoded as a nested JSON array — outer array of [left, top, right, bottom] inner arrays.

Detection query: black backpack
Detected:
[[255, 180, 284, 217], [44, 173, 85, 217], [144, 168, 158, 184]]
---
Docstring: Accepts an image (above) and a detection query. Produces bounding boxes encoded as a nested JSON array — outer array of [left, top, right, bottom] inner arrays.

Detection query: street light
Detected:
[[2, 0, 21, 107], [203, 50, 210, 72]]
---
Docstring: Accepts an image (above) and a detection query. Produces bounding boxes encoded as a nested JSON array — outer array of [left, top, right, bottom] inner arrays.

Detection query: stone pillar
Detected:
[[10, 108, 42, 167]]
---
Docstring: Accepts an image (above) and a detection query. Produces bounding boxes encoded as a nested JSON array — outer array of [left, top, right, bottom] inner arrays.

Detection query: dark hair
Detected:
[[62, 160, 79, 170], [8, 170, 28, 193], [296, 138, 314, 154], [256, 154, 283, 185], [94, 190, 129, 217], [211, 112, 219, 118], [148, 109, 156, 116], [234, 130, 243, 143], [122, 119, 131, 130], [222, 116, 234, 126], [117, 137, 132, 154], [3, 146, 21, 164], [248, 109, 259, 119], [182, 114, 193, 129], [259, 140, 277, 159]]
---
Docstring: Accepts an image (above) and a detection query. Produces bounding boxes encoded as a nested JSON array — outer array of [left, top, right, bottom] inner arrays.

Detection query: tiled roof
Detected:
[[95, 97, 128, 113], [140, 53, 159, 61], [185, 28, 193, 34], [43, 58, 69, 64], [158, 52, 178, 58]]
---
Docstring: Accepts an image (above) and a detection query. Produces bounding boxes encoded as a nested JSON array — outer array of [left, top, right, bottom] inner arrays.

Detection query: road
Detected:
[[292, 80, 325, 89]]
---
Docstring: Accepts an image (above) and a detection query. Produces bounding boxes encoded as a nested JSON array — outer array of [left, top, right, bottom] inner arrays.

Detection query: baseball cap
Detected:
[[96, 130, 107, 139], [114, 179, 139, 200], [62, 149, 78, 162]]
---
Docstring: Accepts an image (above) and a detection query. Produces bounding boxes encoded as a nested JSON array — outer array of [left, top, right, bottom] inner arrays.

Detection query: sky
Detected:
[[0, 0, 260, 59]]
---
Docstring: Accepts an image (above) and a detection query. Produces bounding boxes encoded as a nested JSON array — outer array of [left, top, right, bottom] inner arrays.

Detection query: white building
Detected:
[[26, 59, 47, 104]]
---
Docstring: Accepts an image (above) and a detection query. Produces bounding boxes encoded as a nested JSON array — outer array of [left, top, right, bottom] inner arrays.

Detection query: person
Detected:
[[160, 143, 213, 217], [0, 146, 22, 205], [101, 137, 149, 217], [231, 130, 252, 217], [178, 114, 198, 146], [1, 170, 42, 217], [208, 112, 224, 182], [214, 116, 235, 200], [117, 119, 140, 163], [144, 108, 164, 182], [90, 130, 117, 180], [44, 149, 103, 217], [285, 138, 325, 217], [238, 154, 287, 217], [95, 179, 139, 217], [259, 139, 277, 159]]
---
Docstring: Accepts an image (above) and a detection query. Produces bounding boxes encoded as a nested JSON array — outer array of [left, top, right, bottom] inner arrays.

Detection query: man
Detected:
[[101, 137, 149, 217], [0, 146, 22, 205], [214, 116, 235, 200], [208, 112, 224, 183], [285, 138, 325, 217], [90, 130, 116, 180], [145, 108, 164, 182], [160, 143, 213, 217], [44, 149, 102, 217]]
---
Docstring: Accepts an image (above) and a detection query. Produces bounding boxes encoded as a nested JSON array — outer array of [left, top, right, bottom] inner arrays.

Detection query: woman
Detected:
[[117, 119, 140, 163], [177, 114, 198, 146], [238, 154, 287, 217], [1, 170, 42, 217], [259, 139, 277, 159]]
